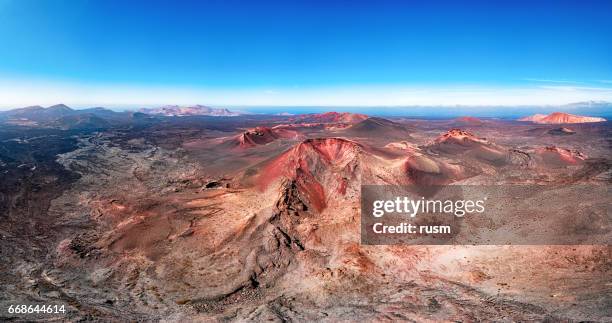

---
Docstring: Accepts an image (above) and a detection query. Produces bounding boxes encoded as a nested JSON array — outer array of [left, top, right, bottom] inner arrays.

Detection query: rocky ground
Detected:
[[0, 116, 610, 322]]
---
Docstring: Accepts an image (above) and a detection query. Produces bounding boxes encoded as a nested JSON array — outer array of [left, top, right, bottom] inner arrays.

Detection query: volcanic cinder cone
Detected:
[[248, 136, 468, 212], [255, 138, 364, 212], [427, 129, 509, 166], [224, 126, 299, 149]]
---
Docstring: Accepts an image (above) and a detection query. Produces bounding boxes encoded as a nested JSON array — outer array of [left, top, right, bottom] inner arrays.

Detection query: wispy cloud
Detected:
[[598, 80, 612, 84], [538, 85, 612, 92], [523, 78, 583, 84]]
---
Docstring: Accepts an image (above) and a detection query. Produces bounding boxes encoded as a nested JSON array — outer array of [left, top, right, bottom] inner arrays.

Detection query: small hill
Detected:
[[535, 146, 586, 167], [223, 127, 298, 149], [430, 129, 489, 148], [237, 127, 279, 148], [343, 117, 411, 138], [222, 126, 299, 149], [427, 129, 508, 165]]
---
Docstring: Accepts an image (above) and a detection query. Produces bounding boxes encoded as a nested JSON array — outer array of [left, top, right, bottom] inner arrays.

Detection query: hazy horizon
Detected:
[[2, 101, 611, 119]]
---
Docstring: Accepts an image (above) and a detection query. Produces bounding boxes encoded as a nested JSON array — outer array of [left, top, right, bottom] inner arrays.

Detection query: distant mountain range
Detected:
[[0, 104, 150, 129], [2, 104, 75, 122], [0, 104, 242, 129], [0, 102, 609, 129], [138, 105, 241, 116]]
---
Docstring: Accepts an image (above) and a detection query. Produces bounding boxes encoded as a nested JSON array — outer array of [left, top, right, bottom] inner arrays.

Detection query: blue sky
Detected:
[[0, 0, 611, 108]]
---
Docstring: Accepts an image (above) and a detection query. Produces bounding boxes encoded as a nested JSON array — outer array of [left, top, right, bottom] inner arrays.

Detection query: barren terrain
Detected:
[[0, 113, 610, 321]]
